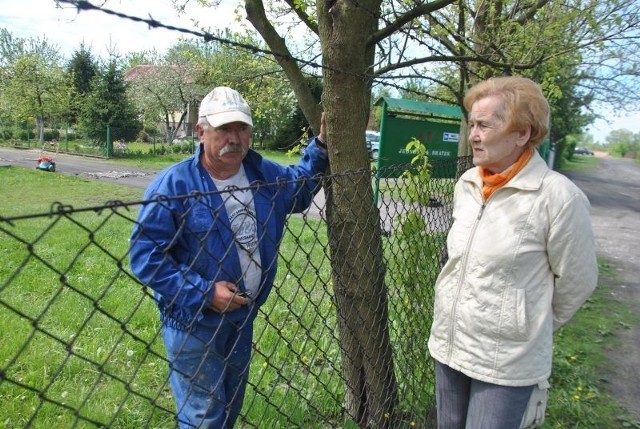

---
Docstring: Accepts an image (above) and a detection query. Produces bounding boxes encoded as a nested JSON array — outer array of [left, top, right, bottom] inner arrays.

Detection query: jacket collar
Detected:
[[462, 150, 549, 192]]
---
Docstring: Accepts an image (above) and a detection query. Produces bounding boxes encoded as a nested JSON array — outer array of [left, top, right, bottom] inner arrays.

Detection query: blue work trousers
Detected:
[[162, 320, 253, 428]]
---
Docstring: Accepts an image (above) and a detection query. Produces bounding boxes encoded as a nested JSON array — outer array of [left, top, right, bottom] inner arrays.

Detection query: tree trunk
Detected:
[[246, 0, 399, 425], [36, 115, 45, 144], [318, 1, 399, 427]]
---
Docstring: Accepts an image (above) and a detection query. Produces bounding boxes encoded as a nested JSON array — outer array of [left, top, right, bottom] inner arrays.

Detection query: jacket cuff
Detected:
[[315, 136, 327, 150]]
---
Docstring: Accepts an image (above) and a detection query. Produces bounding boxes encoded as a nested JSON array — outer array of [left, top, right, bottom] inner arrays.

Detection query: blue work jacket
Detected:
[[129, 138, 328, 329]]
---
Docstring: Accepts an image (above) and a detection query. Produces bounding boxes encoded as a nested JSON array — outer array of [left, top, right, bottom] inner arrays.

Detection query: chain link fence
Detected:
[[1, 157, 472, 428]]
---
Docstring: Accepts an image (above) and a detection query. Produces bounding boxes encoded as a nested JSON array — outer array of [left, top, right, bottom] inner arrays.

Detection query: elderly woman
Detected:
[[428, 76, 598, 428]]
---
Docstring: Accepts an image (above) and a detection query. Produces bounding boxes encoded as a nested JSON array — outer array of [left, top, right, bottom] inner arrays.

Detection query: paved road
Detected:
[[0, 147, 158, 189], [563, 155, 640, 419]]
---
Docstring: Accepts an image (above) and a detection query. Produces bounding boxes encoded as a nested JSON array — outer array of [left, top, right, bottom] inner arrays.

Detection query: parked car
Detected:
[[574, 147, 594, 156], [366, 130, 380, 160]]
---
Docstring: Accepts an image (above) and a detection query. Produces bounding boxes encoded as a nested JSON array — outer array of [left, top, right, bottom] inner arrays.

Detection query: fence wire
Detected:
[[0, 157, 472, 429]]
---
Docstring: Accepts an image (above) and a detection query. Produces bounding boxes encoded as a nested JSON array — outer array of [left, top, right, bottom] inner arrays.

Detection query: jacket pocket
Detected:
[[185, 205, 217, 234], [501, 286, 529, 342], [182, 206, 230, 275]]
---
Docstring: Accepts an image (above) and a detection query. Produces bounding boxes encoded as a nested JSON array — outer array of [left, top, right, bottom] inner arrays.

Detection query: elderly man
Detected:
[[130, 86, 328, 428]]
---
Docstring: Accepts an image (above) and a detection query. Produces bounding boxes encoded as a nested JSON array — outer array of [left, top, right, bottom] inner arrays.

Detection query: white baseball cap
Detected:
[[199, 86, 253, 127]]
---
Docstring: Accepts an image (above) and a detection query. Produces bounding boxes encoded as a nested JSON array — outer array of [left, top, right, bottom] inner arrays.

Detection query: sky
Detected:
[[2, 0, 639, 143], [585, 111, 640, 144], [0, 0, 236, 58]]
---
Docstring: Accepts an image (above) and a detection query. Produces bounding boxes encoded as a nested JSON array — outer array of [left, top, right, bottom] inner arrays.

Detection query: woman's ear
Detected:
[[516, 125, 532, 147]]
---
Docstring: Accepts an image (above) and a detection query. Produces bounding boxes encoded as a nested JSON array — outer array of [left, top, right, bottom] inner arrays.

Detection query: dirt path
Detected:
[[563, 155, 640, 419]]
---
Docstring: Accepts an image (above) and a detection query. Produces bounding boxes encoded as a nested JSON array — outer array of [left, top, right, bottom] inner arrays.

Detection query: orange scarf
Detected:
[[479, 148, 533, 201]]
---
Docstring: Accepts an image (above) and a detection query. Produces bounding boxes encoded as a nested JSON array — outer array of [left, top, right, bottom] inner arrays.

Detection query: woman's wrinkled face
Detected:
[[468, 96, 528, 174]]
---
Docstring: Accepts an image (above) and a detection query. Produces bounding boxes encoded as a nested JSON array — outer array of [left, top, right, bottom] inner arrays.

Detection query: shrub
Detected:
[[136, 129, 152, 143], [17, 129, 36, 141], [0, 129, 13, 140], [44, 129, 61, 141], [173, 141, 194, 154]]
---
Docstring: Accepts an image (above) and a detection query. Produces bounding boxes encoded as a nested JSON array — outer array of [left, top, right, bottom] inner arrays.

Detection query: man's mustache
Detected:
[[219, 144, 246, 156]]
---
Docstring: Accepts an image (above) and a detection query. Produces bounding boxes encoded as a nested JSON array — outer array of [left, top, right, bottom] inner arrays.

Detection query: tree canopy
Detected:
[[80, 60, 142, 143], [0, 30, 70, 142]]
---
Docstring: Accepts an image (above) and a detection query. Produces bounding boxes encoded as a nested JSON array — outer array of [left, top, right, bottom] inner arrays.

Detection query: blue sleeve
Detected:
[[129, 176, 214, 322]]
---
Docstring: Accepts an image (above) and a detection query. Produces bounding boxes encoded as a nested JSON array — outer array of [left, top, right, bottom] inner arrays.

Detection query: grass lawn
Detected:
[[560, 153, 600, 173], [1, 156, 639, 427], [544, 259, 640, 428], [0, 166, 144, 216], [111, 142, 301, 171], [0, 165, 344, 428], [551, 154, 640, 427]]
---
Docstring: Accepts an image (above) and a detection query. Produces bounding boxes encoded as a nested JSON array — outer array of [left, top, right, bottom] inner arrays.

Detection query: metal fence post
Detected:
[[106, 126, 112, 158]]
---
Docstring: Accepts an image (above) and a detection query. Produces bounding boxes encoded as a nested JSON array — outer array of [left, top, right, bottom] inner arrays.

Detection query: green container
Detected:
[[375, 97, 462, 178]]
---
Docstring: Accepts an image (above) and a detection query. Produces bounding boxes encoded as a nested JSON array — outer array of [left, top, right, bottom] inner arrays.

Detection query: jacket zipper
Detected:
[[446, 201, 486, 362]]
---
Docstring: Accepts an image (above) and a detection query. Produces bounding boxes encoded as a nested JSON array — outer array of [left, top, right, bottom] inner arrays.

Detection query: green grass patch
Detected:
[[544, 259, 640, 428], [0, 203, 174, 428], [0, 166, 143, 216], [244, 216, 345, 427], [560, 154, 599, 173], [0, 166, 344, 427], [111, 143, 301, 170]]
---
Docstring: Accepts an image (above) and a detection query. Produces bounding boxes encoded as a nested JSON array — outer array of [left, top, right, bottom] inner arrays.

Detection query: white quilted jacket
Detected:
[[428, 151, 598, 386]]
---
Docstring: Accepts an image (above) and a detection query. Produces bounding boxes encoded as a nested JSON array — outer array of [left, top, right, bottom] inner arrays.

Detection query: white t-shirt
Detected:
[[211, 165, 262, 297]]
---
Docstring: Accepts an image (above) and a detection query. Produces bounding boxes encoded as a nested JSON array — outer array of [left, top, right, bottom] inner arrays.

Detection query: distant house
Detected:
[[124, 65, 199, 138]]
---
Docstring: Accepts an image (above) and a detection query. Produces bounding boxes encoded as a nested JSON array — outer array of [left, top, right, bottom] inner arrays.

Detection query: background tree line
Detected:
[[0, 27, 316, 151], [2, 2, 639, 159]]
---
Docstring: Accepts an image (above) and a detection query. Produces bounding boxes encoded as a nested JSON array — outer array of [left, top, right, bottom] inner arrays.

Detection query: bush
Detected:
[[16, 129, 36, 141], [136, 129, 152, 143], [136, 124, 161, 143], [44, 129, 61, 141], [61, 128, 80, 142], [171, 141, 194, 154], [0, 129, 13, 140]]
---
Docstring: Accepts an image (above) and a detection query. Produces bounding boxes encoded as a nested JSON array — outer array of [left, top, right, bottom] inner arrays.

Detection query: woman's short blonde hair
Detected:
[[463, 76, 550, 148]]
